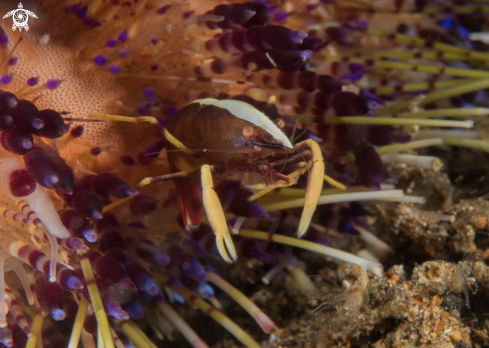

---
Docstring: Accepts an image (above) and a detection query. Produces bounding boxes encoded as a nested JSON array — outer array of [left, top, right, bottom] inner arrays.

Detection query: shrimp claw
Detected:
[[294, 139, 325, 238], [201, 165, 237, 263]]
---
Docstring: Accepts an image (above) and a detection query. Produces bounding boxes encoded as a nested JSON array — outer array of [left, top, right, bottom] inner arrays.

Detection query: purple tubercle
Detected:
[[273, 11, 287, 22], [143, 88, 154, 98], [127, 221, 147, 229], [109, 65, 121, 74], [118, 30, 128, 42], [106, 302, 129, 320], [157, 4, 172, 14], [83, 17, 101, 28], [51, 308, 65, 321], [83, 230, 99, 243], [124, 300, 144, 320], [172, 291, 185, 304], [90, 147, 102, 156], [65, 276, 83, 291], [137, 139, 165, 165], [181, 256, 208, 282], [150, 38, 158, 45], [183, 10, 194, 19], [106, 38, 117, 48], [45, 79, 60, 90], [70, 125, 84, 138], [77, 5, 88, 18], [196, 282, 214, 299], [1, 75, 12, 84], [129, 194, 158, 216], [166, 105, 179, 117], [147, 96, 159, 104], [120, 155, 136, 166], [289, 29, 308, 43], [306, 4, 318, 11], [153, 119, 167, 130], [8, 57, 17, 66], [69, 4, 80, 13], [27, 77, 38, 86], [155, 252, 170, 265], [119, 49, 129, 58], [136, 102, 151, 115], [0, 29, 8, 45], [94, 55, 108, 66]]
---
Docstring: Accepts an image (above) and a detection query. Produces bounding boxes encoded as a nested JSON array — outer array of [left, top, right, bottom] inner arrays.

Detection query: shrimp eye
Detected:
[[242, 126, 254, 137], [275, 118, 285, 129]]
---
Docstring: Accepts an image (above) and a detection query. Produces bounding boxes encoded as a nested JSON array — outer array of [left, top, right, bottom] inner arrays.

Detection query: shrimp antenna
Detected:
[[277, 143, 289, 175], [292, 121, 312, 145], [339, 0, 375, 10], [289, 119, 300, 143], [143, 147, 261, 157], [63, 118, 103, 122]]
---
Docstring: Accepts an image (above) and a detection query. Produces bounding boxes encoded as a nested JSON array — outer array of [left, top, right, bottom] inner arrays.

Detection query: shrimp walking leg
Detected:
[[137, 166, 201, 189]]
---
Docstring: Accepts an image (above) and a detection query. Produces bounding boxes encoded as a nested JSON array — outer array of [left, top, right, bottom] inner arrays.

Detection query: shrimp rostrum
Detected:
[[95, 98, 325, 263]]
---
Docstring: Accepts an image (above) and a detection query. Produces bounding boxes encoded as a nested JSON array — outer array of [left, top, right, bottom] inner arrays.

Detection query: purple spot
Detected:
[[181, 256, 208, 282], [83, 231, 98, 243], [69, 4, 80, 13], [147, 96, 158, 104], [196, 282, 214, 299], [77, 5, 88, 18], [127, 221, 147, 229], [90, 147, 102, 156], [118, 30, 128, 42], [130, 194, 158, 216], [27, 77, 38, 86], [136, 102, 151, 115], [106, 38, 117, 48], [0, 29, 8, 45], [124, 301, 144, 320], [166, 105, 179, 117], [66, 276, 83, 290], [306, 4, 318, 11], [150, 38, 158, 45], [8, 57, 17, 66], [273, 11, 287, 22], [1, 75, 12, 84], [109, 65, 121, 74], [155, 252, 170, 265], [106, 302, 129, 320], [32, 118, 44, 130], [300, 50, 313, 60], [94, 55, 108, 66], [183, 10, 194, 19], [342, 72, 363, 82], [120, 155, 136, 166], [157, 4, 172, 14], [150, 64, 158, 71], [83, 17, 101, 28], [51, 308, 65, 321], [45, 79, 60, 90], [143, 88, 154, 98], [172, 291, 184, 303], [119, 49, 129, 58], [70, 125, 84, 138], [157, 118, 168, 128]]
